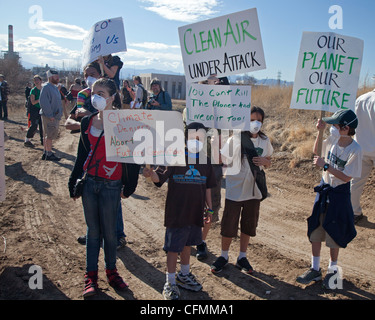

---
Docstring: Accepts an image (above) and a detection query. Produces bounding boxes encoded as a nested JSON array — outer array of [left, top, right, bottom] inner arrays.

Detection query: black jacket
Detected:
[[68, 112, 140, 198], [307, 179, 357, 248]]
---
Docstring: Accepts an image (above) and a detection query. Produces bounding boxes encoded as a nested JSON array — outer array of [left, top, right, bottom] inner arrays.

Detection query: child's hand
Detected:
[[316, 119, 326, 131], [204, 208, 213, 224], [143, 167, 152, 178], [313, 155, 325, 168]]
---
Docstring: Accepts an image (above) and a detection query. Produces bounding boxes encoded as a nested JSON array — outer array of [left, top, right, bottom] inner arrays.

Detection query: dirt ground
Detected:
[[0, 105, 374, 302]]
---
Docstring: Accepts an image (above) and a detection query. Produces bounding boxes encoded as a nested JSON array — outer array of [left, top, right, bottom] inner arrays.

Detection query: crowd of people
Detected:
[[1, 53, 374, 300]]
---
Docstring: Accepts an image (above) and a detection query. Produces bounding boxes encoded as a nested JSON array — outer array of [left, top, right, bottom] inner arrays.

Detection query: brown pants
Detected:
[[221, 198, 260, 237]]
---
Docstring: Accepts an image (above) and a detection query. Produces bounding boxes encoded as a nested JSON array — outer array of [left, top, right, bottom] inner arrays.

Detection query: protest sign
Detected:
[[291, 32, 363, 112], [186, 84, 251, 130], [103, 110, 186, 166], [81, 17, 126, 68], [178, 8, 266, 83], [0, 121, 5, 201]]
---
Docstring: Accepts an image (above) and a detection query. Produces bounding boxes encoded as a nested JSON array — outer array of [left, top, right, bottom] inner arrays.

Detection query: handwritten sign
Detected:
[[103, 110, 186, 166], [178, 8, 266, 83], [291, 32, 363, 112], [0, 121, 5, 201], [186, 84, 251, 130], [81, 17, 127, 68]]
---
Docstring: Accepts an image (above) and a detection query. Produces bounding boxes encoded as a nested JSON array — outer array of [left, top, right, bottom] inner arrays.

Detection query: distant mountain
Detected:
[[120, 68, 183, 79], [21, 60, 292, 86]]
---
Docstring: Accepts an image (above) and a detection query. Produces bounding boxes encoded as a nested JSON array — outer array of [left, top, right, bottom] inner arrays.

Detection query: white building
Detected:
[[140, 73, 186, 100]]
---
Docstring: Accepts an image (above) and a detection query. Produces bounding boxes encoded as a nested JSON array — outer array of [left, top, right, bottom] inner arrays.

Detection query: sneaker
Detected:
[[77, 235, 86, 245], [236, 257, 254, 274], [83, 271, 98, 298], [354, 214, 363, 224], [45, 153, 61, 161], [162, 282, 180, 300], [296, 268, 322, 285], [176, 272, 202, 292], [106, 268, 128, 290], [24, 140, 34, 148], [196, 242, 208, 260], [211, 256, 228, 274], [41, 153, 46, 160], [117, 236, 127, 250]]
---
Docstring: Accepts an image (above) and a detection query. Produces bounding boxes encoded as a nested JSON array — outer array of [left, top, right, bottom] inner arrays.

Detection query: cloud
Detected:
[[13, 36, 82, 69], [37, 20, 88, 41], [119, 43, 183, 71], [129, 42, 180, 50], [139, 0, 221, 22]]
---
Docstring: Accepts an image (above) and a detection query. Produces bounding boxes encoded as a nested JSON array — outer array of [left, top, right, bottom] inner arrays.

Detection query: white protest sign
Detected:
[[0, 121, 5, 201], [178, 8, 266, 83], [103, 110, 186, 166], [291, 32, 363, 112], [81, 17, 126, 68], [186, 84, 251, 130]]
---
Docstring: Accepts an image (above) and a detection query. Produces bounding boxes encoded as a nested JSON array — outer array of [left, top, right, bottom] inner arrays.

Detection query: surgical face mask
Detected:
[[86, 76, 97, 89], [91, 94, 110, 111], [187, 139, 203, 154], [329, 125, 341, 138], [250, 120, 262, 134]]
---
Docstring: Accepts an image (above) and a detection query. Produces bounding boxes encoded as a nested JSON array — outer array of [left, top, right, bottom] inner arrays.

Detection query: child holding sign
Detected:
[[143, 122, 216, 300], [69, 78, 139, 297], [296, 109, 362, 289]]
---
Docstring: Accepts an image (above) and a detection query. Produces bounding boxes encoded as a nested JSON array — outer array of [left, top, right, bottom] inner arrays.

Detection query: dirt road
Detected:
[[0, 112, 374, 301]]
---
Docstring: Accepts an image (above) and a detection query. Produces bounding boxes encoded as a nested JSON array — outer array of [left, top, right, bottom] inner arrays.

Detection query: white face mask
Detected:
[[250, 120, 262, 134], [187, 139, 203, 154], [330, 126, 341, 138], [91, 94, 110, 111], [86, 76, 97, 89]]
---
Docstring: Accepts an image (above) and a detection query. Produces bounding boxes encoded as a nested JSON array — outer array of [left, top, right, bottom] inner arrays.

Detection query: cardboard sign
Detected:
[[103, 110, 186, 166], [291, 32, 363, 112], [186, 84, 251, 130], [0, 121, 5, 201], [81, 17, 127, 68], [179, 8, 266, 83]]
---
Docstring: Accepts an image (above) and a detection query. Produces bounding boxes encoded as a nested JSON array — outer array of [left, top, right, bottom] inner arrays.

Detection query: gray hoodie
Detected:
[[39, 82, 63, 120]]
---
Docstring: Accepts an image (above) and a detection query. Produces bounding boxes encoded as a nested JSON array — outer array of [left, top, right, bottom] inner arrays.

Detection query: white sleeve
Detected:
[[343, 145, 363, 179]]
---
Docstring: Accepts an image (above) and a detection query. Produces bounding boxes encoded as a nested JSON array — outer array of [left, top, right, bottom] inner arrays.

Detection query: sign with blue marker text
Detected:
[[81, 17, 126, 68], [178, 8, 266, 83], [186, 84, 251, 130], [291, 32, 363, 112]]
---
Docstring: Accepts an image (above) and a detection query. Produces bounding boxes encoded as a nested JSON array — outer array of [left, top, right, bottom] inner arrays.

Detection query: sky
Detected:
[[0, 0, 374, 84]]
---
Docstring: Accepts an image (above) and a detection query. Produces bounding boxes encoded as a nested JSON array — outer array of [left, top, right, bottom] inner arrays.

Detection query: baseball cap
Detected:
[[46, 69, 58, 78], [322, 109, 358, 128]]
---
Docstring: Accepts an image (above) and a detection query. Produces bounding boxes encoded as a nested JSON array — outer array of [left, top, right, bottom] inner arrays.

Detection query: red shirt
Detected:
[[83, 120, 122, 180]]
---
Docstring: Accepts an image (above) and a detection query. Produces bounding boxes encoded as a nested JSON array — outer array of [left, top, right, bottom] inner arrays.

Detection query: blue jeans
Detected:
[[82, 177, 122, 272], [117, 205, 126, 239]]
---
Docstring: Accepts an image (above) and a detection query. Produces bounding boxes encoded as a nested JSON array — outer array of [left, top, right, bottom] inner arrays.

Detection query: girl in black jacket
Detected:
[[68, 78, 139, 297]]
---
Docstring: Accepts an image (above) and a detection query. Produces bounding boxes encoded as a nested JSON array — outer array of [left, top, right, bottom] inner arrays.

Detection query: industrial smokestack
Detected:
[[8, 25, 14, 53]]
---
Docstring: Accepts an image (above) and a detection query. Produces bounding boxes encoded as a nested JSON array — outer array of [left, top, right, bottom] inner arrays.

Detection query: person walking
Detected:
[[24, 75, 43, 148], [39, 69, 63, 161]]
